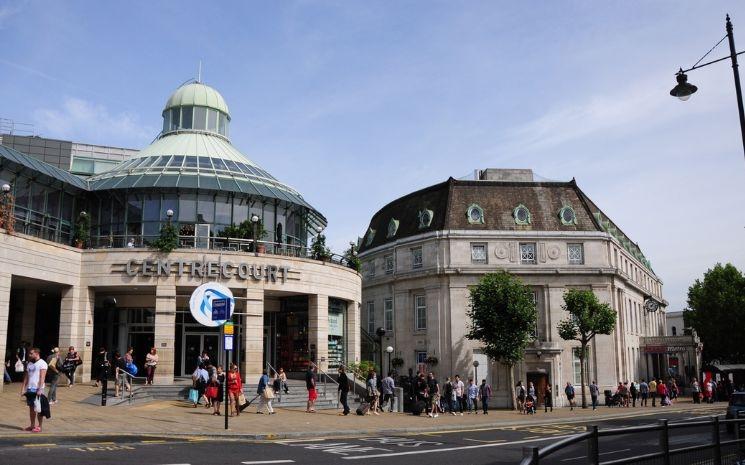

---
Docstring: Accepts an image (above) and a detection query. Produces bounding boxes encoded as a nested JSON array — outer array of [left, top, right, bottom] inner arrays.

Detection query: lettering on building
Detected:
[[123, 260, 291, 283]]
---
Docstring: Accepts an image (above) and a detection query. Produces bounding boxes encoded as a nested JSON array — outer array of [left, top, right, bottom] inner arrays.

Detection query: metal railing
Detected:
[[520, 415, 745, 465], [309, 361, 339, 397], [265, 361, 283, 403], [115, 369, 145, 405]]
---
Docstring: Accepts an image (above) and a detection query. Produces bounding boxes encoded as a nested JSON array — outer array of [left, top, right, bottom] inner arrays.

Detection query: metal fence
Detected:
[[520, 415, 745, 465]]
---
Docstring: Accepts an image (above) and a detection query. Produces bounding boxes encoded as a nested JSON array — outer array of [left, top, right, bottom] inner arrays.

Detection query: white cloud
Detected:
[[0, 1, 26, 29], [33, 97, 154, 147]]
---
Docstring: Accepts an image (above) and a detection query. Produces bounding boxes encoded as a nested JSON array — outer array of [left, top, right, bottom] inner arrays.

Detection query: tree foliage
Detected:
[[684, 263, 745, 364], [151, 222, 179, 253], [310, 233, 332, 261], [557, 289, 616, 408]]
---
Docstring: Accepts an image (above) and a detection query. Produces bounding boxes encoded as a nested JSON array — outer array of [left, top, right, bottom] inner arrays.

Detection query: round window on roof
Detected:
[[467, 204, 484, 224], [558, 206, 577, 226], [513, 204, 531, 225]]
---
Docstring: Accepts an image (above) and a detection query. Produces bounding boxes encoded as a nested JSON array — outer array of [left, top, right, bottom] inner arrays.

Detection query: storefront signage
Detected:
[[123, 259, 291, 283], [189, 283, 235, 327], [211, 299, 229, 321]]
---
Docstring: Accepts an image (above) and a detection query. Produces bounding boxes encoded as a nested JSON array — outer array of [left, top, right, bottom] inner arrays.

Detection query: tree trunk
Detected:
[[508, 363, 517, 411], [579, 345, 587, 409]]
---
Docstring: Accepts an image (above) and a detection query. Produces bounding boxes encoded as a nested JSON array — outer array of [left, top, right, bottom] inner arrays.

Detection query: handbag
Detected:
[[15, 360, 24, 373], [188, 388, 199, 403], [263, 387, 275, 400], [238, 393, 247, 405], [205, 385, 218, 399]]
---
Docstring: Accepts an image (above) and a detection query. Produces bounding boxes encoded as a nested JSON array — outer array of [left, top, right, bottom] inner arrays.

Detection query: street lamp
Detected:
[[1, 184, 10, 193], [473, 360, 480, 384], [251, 214, 260, 256], [166, 209, 174, 223], [385, 346, 394, 374], [671, 14, 745, 161]]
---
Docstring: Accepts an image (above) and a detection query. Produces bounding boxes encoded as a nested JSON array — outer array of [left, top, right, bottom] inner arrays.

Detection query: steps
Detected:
[[84, 379, 340, 409]]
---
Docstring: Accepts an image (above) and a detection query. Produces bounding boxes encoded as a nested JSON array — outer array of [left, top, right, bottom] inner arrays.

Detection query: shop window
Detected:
[[384, 298, 393, 332], [328, 299, 346, 371], [415, 295, 426, 331]]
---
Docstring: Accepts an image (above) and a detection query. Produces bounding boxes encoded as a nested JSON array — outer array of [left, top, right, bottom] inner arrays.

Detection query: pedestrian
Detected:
[[20, 348, 47, 433], [113, 352, 130, 397], [565, 382, 575, 411], [61, 346, 81, 387], [443, 377, 455, 415], [630, 381, 638, 407], [366, 369, 380, 415], [198, 351, 211, 368], [45, 348, 60, 405], [94, 347, 109, 389], [649, 378, 658, 407], [589, 380, 599, 410], [272, 370, 282, 401], [527, 382, 536, 412], [226, 363, 242, 416], [657, 379, 668, 406], [622, 381, 630, 407], [479, 379, 492, 414], [454, 374, 465, 415], [711, 379, 718, 403], [305, 364, 317, 413], [278, 367, 289, 394], [692, 378, 701, 404], [381, 371, 395, 412], [544, 384, 553, 413], [703, 379, 712, 404], [516, 381, 526, 413], [639, 379, 649, 406], [191, 363, 209, 408], [337, 366, 350, 415], [256, 369, 275, 414], [145, 348, 158, 385], [467, 378, 479, 414], [209, 366, 224, 416], [427, 373, 441, 418]]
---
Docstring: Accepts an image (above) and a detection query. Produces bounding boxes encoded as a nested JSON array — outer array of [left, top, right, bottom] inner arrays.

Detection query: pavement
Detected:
[[0, 381, 727, 440]]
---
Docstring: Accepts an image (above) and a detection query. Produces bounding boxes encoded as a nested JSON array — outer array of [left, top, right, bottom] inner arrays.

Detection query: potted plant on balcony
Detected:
[[151, 221, 179, 253], [73, 212, 90, 249], [344, 241, 361, 272], [310, 233, 332, 261]]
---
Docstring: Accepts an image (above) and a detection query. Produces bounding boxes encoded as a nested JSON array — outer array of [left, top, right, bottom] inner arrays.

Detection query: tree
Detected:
[[310, 233, 331, 261], [466, 272, 537, 410], [151, 222, 179, 253], [684, 263, 745, 364], [557, 289, 616, 409]]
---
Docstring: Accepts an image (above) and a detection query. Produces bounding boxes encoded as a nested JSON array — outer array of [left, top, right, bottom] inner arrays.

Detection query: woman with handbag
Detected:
[[145, 348, 158, 385], [226, 363, 243, 416], [62, 346, 81, 387], [209, 366, 225, 416], [256, 369, 275, 414]]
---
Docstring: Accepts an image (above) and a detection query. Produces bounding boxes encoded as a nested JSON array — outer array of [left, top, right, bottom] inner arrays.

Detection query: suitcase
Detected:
[[356, 401, 370, 416], [412, 400, 426, 416]]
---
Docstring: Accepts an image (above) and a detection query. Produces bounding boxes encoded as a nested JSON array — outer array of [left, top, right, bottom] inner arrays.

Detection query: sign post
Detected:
[[211, 298, 233, 431]]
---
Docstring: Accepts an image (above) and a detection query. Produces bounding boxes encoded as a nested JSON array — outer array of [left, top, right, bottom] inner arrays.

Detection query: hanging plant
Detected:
[[391, 357, 404, 368], [425, 356, 439, 366], [0, 192, 15, 234], [151, 222, 179, 253]]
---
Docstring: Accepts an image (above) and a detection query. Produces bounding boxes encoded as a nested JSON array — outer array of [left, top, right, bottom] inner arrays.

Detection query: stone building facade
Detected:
[[358, 169, 667, 407]]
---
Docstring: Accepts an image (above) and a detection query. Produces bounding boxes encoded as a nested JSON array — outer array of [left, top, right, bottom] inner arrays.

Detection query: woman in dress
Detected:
[[366, 370, 380, 415], [145, 348, 158, 385], [226, 363, 243, 416], [210, 366, 225, 415]]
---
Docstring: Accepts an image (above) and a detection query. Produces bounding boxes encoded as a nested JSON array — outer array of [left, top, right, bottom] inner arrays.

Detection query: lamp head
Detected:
[[166, 209, 174, 218], [251, 214, 260, 223], [472, 360, 479, 368], [79, 211, 87, 218], [670, 70, 698, 101], [385, 346, 394, 353], [315, 225, 324, 234], [375, 327, 386, 338], [1, 183, 10, 193]]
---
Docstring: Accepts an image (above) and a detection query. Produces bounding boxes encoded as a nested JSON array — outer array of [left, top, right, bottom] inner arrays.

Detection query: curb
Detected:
[[0, 404, 723, 441]]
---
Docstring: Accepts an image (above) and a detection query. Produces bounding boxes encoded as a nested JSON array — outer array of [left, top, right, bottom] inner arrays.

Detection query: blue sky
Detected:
[[1, 1, 744, 312]]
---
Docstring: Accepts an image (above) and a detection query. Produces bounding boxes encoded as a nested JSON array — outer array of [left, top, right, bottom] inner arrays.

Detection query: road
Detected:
[[0, 404, 732, 465]]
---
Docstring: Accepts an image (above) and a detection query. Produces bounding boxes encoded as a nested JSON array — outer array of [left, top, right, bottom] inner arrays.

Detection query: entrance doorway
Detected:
[[182, 333, 219, 376], [527, 372, 549, 407]]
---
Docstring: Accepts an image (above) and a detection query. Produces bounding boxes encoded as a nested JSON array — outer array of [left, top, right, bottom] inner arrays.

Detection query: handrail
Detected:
[[309, 361, 338, 397], [265, 361, 282, 402]]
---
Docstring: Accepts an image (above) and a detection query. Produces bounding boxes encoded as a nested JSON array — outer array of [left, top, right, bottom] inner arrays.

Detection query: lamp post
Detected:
[[376, 327, 386, 377], [251, 214, 260, 256], [473, 360, 479, 384], [671, 14, 745, 161], [385, 346, 394, 374]]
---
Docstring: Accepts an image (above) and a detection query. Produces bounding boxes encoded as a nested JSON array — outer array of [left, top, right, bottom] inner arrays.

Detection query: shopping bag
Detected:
[[15, 360, 24, 373], [33, 395, 41, 413], [238, 393, 247, 405], [205, 386, 218, 399], [125, 362, 138, 376], [263, 387, 275, 400], [188, 388, 199, 404]]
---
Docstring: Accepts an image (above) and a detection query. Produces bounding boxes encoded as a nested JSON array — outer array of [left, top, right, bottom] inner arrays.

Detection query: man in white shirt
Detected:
[[21, 348, 47, 433], [454, 375, 465, 415]]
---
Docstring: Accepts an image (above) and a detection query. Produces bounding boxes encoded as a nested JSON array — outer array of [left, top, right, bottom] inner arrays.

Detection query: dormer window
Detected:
[[418, 209, 433, 229], [559, 205, 577, 226], [365, 228, 376, 246], [513, 204, 531, 225], [467, 204, 484, 224], [387, 219, 399, 238]]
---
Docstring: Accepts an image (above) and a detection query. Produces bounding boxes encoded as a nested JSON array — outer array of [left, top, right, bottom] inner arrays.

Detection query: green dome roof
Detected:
[[163, 82, 230, 116]]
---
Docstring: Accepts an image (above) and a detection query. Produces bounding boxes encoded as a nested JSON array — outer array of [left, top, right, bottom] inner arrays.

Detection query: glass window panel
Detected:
[[142, 194, 160, 221], [178, 194, 197, 222], [142, 222, 160, 243], [198, 157, 213, 169], [415, 295, 426, 330], [161, 195, 178, 220], [99, 197, 112, 233], [218, 113, 227, 135], [15, 182, 29, 208], [197, 194, 214, 223], [184, 156, 198, 168], [568, 243, 584, 264], [62, 192, 74, 221], [181, 106, 193, 129], [520, 243, 536, 264], [215, 196, 231, 224], [30, 184, 45, 212], [263, 204, 275, 238], [207, 109, 218, 131], [224, 159, 240, 172], [46, 190, 61, 217], [162, 111, 171, 133], [155, 156, 170, 167], [168, 155, 184, 168], [138, 157, 158, 168], [170, 108, 180, 130], [212, 158, 228, 171], [194, 107, 207, 130], [384, 298, 393, 331], [232, 197, 248, 224]]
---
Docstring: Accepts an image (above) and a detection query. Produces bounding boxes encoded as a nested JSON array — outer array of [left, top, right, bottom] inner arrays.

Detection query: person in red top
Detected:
[[657, 379, 668, 406], [226, 363, 243, 416]]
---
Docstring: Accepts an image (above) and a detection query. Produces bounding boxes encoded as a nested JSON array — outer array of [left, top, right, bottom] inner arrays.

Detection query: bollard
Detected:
[[394, 387, 404, 412], [713, 416, 722, 465], [522, 446, 540, 464], [659, 419, 670, 465], [587, 425, 599, 465]]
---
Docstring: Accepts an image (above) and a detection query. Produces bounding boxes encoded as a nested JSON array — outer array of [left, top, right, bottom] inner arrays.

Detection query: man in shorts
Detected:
[[21, 348, 47, 433], [306, 365, 317, 413]]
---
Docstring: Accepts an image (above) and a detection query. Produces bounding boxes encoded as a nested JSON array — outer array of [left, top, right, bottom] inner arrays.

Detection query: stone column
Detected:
[[154, 284, 176, 385], [0, 272, 11, 393], [242, 288, 264, 383], [308, 294, 328, 372], [59, 285, 95, 383], [345, 300, 360, 367], [20, 289, 37, 344]]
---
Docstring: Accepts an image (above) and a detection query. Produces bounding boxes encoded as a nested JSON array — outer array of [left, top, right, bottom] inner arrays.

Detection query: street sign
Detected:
[[211, 298, 229, 321], [224, 335, 234, 351], [224, 321, 234, 335], [189, 283, 235, 327]]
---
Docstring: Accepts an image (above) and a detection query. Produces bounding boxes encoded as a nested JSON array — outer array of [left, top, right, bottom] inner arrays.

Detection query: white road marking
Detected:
[[241, 461, 295, 464], [340, 434, 575, 460], [560, 448, 631, 462]]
